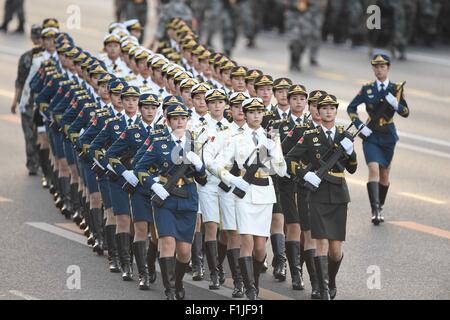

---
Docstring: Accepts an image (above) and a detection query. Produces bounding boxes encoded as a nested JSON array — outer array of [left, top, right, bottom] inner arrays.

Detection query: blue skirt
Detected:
[[82, 161, 99, 193], [130, 186, 154, 223], [98, 177, 112, 210], [63, 140, 76, 165], [363, 132, 397, 167], [52, 130, 66, 159], [153, 183, 198, 243], [110, 177, 131, 215]]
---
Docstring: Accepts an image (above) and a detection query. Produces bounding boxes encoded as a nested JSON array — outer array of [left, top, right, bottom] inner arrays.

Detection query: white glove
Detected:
[[385, 93, 399, 111], [151, 183, 170, 200], [229, 175, 250, 192], [359, 124, 372, 138], [186, 151, 203, 171], [260, 138, 276, 152], [153, 176, 160, 183], [304, 172, 321, 188], [122, 170, 139, 187], [93, 158, 105, 170], [107, 164, 116, 174], [340, 137, 354, 155]]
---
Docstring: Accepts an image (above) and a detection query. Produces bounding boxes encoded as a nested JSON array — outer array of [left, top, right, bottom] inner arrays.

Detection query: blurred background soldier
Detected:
[[347, 0, 369, 47], [416, 0, 442, 47], [114, 0, 127, 22], [204, 0, 221, 47], [286, 0, 325, 71], [125, 0, 148, 42], [238, 0, 258, 48], [322, 0, 349, 44], [10, 24, 42, 175], [0, 0, 26, 33], [156, 0, 193, 42]]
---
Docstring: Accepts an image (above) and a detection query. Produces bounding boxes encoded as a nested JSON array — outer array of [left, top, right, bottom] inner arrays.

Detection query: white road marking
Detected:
[[8, 290, 40, 300], [26, 222, 87, 245], [0, 196, 13, 203], [26, 222, 290, 300]]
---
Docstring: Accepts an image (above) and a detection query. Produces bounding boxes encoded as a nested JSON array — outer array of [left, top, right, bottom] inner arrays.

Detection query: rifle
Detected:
[[151, 130, 204, 207], [232, 148, 265, 199], [303, 123, 363, 192], [360, 81, 406, 139]]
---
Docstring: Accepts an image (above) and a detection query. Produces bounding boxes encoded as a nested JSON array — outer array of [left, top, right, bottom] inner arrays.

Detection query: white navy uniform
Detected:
[[200, 118, 237, 230], [213, 127, 287, 237]]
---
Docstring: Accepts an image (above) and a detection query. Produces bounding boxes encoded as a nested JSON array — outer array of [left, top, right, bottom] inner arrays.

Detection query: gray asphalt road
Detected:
[[0, 0, 449, 300]]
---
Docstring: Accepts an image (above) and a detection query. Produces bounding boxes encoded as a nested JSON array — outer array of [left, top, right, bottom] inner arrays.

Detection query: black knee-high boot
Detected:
[[105, 225, 120, 273], [146, 238, 158, 283], [91, 208, 104, 255], [205, 241, 220, 289], [285, 241, 304, 290], [304, 249, 321, 299], [38, 149, 51, 188], [133, 240, 150, 290], [116, 233, 132, 281], [328, 254, 343, 300], [175, 260, 189, 300], [227, 248, 244, 298], [217, 241, 227, 284], [239, 256, 257, 300], [159, 256, 176, 300], [271, 234, 287, 281], [253, 257, 265, 297], [367, 182, 382, 225], [314, 256, 330, 300], [191, 232, 204, 281], [60, 177, 72, 219]]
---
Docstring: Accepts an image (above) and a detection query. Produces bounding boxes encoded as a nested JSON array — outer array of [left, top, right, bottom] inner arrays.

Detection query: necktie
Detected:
[[143, 79, 148, 85], [296, 117, 301, 124], [199, 117, 205, 123], [238, 127, 244, 132], [147, 125, 152, 135], [117, 112, 122, 118], [252, 132, 259, 146], [159, 88, 164, 94], [326, 130, 333, 146], [380, 83, 385, 95], [282, 112, 288, 120], [112, 63, 117, 71], [128, 118, 133, 126], [217, 122, 223, 129]]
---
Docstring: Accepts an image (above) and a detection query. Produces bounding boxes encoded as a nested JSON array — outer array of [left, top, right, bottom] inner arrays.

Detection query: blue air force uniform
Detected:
[[347, 55, 409, 167], [134, 104, 206, 243]]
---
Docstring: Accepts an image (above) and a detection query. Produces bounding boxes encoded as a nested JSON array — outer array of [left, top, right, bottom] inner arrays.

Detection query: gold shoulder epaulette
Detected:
[[153, 136, 169, 142], [105, 116, 120, 124], [150, 128, 164, 135], [127, 124, 140, 130], [304, 128, 319, 135]]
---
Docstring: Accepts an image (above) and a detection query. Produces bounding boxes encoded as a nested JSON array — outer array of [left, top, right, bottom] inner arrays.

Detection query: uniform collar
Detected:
[[376, 79, 390, 91], [276, 106, 290, 118], [320, 125, 336, 139], [123, 113, 138, 124]]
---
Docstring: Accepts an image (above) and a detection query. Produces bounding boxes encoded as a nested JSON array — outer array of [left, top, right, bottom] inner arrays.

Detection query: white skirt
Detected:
[[235, 183, 276, 237]]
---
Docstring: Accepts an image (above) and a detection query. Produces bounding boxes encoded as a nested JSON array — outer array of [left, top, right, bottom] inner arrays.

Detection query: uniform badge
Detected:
[[89, 111, 95, 117], [134, 133, 140, 139], [283, 126, 289, 131], [313, 137, 319, 143], [367, 89, 372, 95], [114, 125, 120, 130], [316, 154, 321, 159], [161, 144, 167, 149], [163, 162, 169, 168]]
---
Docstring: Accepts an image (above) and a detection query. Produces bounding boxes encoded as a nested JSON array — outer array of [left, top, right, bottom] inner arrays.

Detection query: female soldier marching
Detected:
[[134, 103, 206, 300]]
